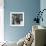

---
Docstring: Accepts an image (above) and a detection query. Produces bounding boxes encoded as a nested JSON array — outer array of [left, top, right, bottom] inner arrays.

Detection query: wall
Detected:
[[0, 0, 4, 42], [4, 0, 40, 42], [40, 0, 46, 27]]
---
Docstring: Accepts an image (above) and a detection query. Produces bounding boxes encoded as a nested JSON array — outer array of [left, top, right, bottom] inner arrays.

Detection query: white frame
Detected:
[[10, 12, 24, 26]]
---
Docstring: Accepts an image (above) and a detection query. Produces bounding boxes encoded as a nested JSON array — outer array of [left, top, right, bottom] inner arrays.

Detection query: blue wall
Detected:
[[4, 0, 40, 42], [40, 0, 46, 27]]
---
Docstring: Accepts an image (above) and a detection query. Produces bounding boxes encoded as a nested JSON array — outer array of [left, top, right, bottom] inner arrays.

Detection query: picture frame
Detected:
[[10, 12, 24, 26]]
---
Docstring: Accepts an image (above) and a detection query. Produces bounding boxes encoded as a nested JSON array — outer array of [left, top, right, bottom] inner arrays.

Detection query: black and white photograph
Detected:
[[10, 12, 24, 26]]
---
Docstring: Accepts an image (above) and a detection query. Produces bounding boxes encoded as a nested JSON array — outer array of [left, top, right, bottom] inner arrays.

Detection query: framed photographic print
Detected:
[[10, 12, 24, 26]]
